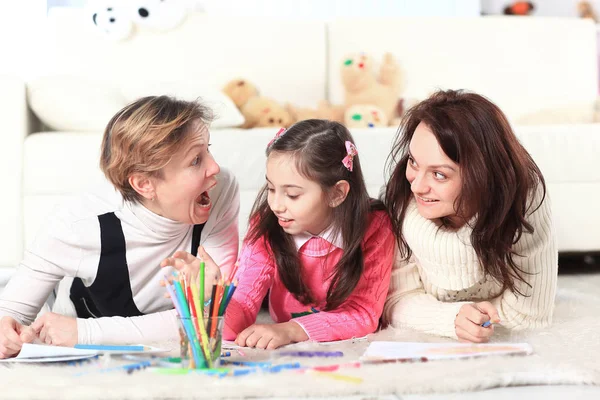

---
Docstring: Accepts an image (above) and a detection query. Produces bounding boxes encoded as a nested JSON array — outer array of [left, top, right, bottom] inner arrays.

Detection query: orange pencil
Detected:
[[210, 281, 224, 338], [230, 261, 240, 281]]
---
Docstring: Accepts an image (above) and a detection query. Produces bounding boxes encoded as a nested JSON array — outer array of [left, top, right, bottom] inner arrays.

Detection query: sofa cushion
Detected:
[[27, 75, 127, 132], [121, 81, 245, 129]]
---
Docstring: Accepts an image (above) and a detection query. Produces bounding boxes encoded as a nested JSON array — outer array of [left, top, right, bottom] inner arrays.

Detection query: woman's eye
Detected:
[[191, 156, 200, 166], [287, 195, 299, 200], [267, 187, 275, 193], [434, 172, 446, 180], [408, 156, 416, 167]]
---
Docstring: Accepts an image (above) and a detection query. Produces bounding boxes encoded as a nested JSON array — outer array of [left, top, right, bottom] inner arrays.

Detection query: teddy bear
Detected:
[[222, 78, 259, 109], [240, 97, 293, 129], [578, 1, 598, 22], [88, 0, 134, 41], [340, 52, 403, 126], [222, 78, 292, 129], [344, 104, 389, 129]]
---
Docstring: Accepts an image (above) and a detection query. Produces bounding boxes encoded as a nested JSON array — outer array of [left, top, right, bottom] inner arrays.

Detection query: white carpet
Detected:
[[1, 274, 599, 400]]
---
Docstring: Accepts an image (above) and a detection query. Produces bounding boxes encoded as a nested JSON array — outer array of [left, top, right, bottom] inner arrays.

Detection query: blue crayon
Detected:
[[277, 351, 343, 358], [481, 321, 492, 328]]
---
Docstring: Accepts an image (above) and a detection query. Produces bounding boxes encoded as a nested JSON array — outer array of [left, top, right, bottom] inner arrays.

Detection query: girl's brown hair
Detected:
[[247, 119, 385, 310], [100, 95, 213, 202], [385, 89, 546, 295]]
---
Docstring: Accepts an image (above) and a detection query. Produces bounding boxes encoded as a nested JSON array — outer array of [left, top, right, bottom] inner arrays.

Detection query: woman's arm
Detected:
[[223, 239, 275, 340], [490, 190, 558, 329], [382, 257, 469, 338], [75, 309, 179, 345], [291, 212, 395, 341], [0, 210, 80, 325]]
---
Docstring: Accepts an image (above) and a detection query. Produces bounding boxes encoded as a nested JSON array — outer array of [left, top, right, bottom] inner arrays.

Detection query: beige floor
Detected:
[[257, 268, 600, 400]]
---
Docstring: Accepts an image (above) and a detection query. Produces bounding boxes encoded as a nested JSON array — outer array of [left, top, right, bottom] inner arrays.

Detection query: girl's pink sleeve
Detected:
[[223, 238, 275, 340], [292, 211, 395, 341]]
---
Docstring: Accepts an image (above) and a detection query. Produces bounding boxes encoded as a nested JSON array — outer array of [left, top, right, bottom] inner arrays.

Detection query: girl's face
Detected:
[[147, 122, 220, 225], [266, 152, 332, 236], [405, 122, 462, 222]]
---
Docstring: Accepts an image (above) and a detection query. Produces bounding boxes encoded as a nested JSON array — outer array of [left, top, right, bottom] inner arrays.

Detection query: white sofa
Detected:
[[1, 9, 600, 286]]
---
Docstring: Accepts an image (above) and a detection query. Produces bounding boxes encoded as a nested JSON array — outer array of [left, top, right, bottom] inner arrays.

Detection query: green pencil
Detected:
[[199, 260, 205, 317]]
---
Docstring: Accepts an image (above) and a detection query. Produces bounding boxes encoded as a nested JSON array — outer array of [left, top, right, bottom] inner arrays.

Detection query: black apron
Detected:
[[70, 212, 203, 318]]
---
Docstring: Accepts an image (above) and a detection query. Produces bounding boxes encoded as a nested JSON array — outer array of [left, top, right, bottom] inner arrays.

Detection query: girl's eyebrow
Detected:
[[265, 176, 303, 189]]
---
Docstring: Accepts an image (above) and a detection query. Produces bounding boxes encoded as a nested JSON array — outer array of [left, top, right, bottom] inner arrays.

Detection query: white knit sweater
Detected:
[[383, 188, 558, 339], [0, 169, 239, 345]]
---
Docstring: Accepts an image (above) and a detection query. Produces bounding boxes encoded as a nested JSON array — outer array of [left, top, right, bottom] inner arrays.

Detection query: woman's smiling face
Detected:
[[405, 122, 462, 223]]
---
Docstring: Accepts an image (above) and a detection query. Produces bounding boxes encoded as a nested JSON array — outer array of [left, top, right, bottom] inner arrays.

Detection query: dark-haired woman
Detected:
[[382, 90, 558, 343]]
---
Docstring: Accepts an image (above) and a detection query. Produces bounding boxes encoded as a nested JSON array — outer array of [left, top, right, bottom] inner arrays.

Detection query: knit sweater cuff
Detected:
[[292, 316, 331, 342], [77, 318, 101, 345], [435, 301, 466, 339]]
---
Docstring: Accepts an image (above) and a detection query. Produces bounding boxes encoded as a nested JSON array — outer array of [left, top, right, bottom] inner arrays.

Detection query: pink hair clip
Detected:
[[267, 128, 286, 148], [342, 141, 358, 171]]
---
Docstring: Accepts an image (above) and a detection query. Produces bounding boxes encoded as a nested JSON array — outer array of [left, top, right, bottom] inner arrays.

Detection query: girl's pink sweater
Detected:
[[223, 210, 395, 342]]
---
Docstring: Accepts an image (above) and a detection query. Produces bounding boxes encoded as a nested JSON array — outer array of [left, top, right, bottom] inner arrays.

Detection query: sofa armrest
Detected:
[[0, 75, 30, 280]]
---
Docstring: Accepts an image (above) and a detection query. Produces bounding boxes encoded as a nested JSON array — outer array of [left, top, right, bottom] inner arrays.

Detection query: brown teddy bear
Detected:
[[222, 78, 292, 129], [222, 78, 259, 109], [240, 96, 293, 129], [340, 52, 403, 126]]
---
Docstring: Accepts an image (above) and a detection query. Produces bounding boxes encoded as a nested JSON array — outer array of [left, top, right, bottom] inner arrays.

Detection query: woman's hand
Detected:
[[0, 316, 36, 358], [454, 301, 500, 343], [31, 313, 78, 347], [160, 246, 222, 299], [235, 322, 309, 350]]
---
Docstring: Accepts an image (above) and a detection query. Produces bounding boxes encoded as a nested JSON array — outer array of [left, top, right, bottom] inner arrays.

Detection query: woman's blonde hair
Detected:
[[100, 95, 213, 202]]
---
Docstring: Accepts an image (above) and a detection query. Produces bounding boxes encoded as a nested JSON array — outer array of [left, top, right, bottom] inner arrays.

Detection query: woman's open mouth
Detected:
[[196, 191, 211, 208]]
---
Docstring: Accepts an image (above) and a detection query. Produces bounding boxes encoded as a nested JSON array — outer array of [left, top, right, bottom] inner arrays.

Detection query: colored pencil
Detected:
[[74, 344, 148, 352]]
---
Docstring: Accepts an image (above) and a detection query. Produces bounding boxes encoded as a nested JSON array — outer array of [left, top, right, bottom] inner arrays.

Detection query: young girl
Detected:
[[207, 119, 395, 349], [382, 90, 558, 343]]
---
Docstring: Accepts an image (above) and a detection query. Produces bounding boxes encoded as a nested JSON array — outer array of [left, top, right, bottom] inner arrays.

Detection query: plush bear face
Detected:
[[89, 2, 133, 41], [241, 97, 292, 129], [222, 79, 259, 109], [340, 53, 376, 87], [132, 0, 188, 31], [255, 107, 293, 128], [344, 104, 388, 128]]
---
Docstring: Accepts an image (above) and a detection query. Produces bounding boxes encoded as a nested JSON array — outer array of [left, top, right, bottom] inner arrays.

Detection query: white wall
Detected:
[[198, 0, 481, 18], [0, 0, 47, 80]]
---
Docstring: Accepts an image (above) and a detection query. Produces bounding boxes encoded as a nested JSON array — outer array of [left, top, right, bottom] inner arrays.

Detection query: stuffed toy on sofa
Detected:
[[344, 104, 389, 128], [222, 78, 292, 129], [240, 97, 293, 129], [340, 52, 403, 127]]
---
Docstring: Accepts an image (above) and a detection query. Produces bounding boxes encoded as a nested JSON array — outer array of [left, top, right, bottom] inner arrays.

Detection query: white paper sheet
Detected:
[[361, 341, 533, 362], [0, 343, 169, 363], [0, 343, 98, 363]]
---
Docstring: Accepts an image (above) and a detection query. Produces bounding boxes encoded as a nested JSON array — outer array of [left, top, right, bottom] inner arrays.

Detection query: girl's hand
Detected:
[[0, 316, 35, 358], [235, 322, 308, 350], [160, 246, 221, 299], [31, 313, 78, 347], [454, 301, 500, 343]]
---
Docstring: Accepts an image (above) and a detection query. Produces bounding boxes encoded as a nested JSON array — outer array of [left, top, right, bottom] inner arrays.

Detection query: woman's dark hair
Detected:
[[384, 89, 546, 295], [246, 119, 384, 310]]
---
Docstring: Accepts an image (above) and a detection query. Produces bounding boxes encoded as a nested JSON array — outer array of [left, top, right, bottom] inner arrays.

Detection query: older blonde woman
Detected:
[[0, 96, 239, 358]]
